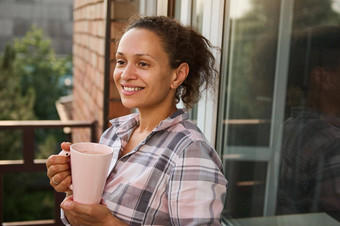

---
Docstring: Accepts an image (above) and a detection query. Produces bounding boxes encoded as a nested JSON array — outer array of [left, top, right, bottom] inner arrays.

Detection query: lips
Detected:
[[121, 85, 145, 95], [122, 86, 144, 92]]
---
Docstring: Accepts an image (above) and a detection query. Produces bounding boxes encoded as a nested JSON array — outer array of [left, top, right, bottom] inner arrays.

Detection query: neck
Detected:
[[307, 92, 339, 117], [137, 104, 177, 133]]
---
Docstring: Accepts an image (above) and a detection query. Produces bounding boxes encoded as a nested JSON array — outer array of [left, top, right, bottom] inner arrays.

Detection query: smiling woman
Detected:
[[46, 16, 227, 226], [114, 28, 177, 112]]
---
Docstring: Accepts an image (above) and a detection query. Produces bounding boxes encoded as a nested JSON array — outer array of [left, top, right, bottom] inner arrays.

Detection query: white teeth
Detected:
[[123, 86, 143, 92]]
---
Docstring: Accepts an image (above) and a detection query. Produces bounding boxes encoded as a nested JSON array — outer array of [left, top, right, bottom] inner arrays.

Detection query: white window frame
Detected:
[[179, 0, 192, 25], [177, 0, 225, 146], [219, 0, 294, 219], [139, 0, 157, 16], [156, 0, 168, 16], [196, 0, 224, 146]]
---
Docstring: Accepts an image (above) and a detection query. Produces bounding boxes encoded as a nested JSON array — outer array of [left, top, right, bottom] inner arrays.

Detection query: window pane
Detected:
[[191, 0, 205, 33], [219, 0, 281, 218], [222, 160, 268, 218], [277, 0, 340, 222], [219, 0, 340, 223]]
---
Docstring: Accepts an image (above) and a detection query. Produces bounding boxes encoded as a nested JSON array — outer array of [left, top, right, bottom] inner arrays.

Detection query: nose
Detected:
[[120, 63, 138, 81]]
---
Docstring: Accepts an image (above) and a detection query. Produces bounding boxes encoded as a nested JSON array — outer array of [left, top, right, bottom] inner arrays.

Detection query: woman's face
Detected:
[[113, 28, 177, 111]]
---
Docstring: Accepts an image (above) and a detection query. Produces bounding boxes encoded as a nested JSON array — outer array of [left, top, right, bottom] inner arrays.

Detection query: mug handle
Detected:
[[59, 150, 70, 157], [58, 150, 73, 190]]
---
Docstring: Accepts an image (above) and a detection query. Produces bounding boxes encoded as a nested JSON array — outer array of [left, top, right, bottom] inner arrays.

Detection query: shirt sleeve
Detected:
[[167, 140, 228, 225], [60, 208, 71, 226], [314, 139, 340, 215]]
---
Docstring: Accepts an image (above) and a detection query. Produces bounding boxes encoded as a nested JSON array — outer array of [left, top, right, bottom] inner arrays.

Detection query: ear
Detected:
[[170, 63, 189, 89], [310, 66, 333, 90]]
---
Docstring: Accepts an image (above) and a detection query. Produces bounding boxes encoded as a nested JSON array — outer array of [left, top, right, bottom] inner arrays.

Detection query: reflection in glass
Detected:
[[187, 0, 206, 122], [220, 0, 281, 218], [191, 0, 205, 33], [276, 0, 340, 222], [224, 0, 280, 147], [219, 0, 340, 222], [277, 25, 340, 221]]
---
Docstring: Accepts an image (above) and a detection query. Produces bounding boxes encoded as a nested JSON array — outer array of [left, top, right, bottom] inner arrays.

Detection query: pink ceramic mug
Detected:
[[60, 142, 113, 204]]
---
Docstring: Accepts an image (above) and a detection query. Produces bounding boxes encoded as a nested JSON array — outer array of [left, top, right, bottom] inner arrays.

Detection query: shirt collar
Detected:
[[115, 108, 189, 137], [291, 107, 340, 128], [153, 108, 189, 132]]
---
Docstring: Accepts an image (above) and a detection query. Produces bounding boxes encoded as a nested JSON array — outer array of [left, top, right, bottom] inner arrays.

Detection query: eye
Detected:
[[138, 62, 149, 67], [116, 60, 125, 66]]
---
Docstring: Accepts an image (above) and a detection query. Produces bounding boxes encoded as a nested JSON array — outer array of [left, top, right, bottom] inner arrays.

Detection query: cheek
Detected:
[[113, 69, 120, 84]]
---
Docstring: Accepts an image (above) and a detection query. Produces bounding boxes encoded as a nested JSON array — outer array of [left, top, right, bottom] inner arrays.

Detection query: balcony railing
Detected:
[[0, 120, 97, 225]]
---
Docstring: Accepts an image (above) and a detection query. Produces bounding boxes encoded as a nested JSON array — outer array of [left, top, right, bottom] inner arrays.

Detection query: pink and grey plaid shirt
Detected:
[[99, 109, 227, 225]]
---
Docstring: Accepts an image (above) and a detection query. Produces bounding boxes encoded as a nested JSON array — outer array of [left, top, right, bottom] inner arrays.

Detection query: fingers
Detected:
[[61, 142, 72, 152], [48, 167, 71, 185], [61, 197, 120, 225], [61, 197, 95, 223], [51, 174, 72, 193], [46, 156, 69, 177], [50, 170, 71, 185], [46, 152, 71, 192], [61, 196, 78, 225], [63, 199, 93, 217], [46, 154, 69, 169]]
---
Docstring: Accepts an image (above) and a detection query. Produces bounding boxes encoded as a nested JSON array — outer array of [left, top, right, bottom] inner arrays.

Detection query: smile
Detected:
[[122, 86, 144, 92]]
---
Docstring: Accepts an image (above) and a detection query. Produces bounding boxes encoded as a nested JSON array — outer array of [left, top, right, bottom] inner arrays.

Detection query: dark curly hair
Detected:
[[116, 16, 218, 109]]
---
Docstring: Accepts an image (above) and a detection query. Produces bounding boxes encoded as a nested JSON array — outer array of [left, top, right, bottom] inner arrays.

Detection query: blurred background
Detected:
[[1, 0, 340, 225]]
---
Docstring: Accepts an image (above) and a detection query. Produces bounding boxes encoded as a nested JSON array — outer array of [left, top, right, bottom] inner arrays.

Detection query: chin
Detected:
[[121, 100, 139, 109]]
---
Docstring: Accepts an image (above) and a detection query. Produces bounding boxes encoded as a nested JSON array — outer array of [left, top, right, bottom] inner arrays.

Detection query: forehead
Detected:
[[117, 28, 165, 55]]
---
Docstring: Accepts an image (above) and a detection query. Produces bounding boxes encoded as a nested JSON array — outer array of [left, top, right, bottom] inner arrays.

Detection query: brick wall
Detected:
[[72, 0, 106, 142], [72, 0, 138, 142], [107, 0, 139, 121]]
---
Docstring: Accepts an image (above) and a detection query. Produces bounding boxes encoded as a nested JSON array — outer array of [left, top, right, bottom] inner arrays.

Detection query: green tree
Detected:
[[0, 44, 36, 121], [0, 44, 36, 160], [13, 24, 70, 120], [227, 0, 340, 120], [11, 25, 71, 159], [0, 25, 71, 160], [0, 25, 72, 222]]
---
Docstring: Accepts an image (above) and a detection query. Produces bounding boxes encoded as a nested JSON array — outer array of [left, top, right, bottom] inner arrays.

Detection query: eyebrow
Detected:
[[116, 52, 156, 59]]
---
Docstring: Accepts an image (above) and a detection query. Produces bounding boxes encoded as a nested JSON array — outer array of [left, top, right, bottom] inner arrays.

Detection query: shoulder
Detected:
[[169, 118, 211, 148], [169, 119, 223, 169], [172, 120, 214, 150]]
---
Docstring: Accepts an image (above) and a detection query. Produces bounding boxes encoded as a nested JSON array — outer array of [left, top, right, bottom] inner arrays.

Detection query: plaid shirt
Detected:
[[277, 108, 340, 220], [98, 109, 227, 225]]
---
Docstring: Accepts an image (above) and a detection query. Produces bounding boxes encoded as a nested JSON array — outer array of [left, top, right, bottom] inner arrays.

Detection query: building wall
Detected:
[[107, 0, 139, 121], [72, 0, 137, 142], [0, 0, 73, 55], [72, 0, 107, 142]]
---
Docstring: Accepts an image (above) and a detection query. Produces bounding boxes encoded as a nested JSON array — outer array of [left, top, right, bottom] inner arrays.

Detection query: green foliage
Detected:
[[3, 172, 54, 221], [0, 25, 72, 160], [0, 44, 36, 161], [2, 43, 16, 69], [36, 131, 63, 159], [0, 25, 72, 222], [226, 0, 340, 119], [0, 44, 36, 120], [13, 24, 71, 120]]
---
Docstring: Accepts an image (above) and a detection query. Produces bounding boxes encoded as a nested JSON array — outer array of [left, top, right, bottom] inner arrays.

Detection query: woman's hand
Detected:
[[46, 142, 72, 193], [61, 196, 128, 226]]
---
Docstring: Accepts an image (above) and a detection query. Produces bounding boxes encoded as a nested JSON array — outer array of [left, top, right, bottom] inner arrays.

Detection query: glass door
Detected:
[[217, 0, 340, 223], [217, 0, 284, 218]]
